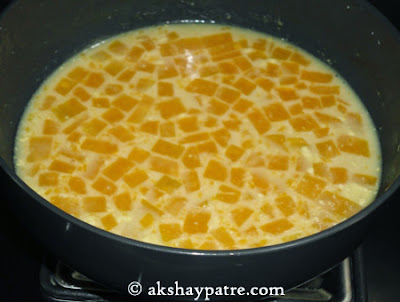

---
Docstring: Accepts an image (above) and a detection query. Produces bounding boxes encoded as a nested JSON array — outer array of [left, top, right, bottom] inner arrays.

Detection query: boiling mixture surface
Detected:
[[14, 24, 381, 250]]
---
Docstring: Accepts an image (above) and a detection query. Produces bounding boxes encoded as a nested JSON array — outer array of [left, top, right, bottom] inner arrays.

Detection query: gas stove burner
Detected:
[[40, 248, 367, 302]]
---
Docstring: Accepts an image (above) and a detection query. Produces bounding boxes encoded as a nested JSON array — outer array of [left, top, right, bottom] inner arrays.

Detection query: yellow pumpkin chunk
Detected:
[[83, 196, 106, 212], [261, 218, 293, 235], [184, 210, 211, 234], [216, 185, 241, 203], [204, 160, 227, 181], [337, 135, 370, 157], [123, 170, 149, 188], [231, 207, 253, 226], [101, 214, 118, 230], [113, 192, 132, 211], [160, 223, 182, 241]]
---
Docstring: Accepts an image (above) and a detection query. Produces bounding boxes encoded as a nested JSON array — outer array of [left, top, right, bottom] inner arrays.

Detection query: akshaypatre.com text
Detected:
[[127, 280, 285, 301]]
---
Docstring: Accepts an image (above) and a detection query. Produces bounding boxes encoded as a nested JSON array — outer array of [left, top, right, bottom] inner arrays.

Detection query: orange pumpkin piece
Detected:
[[83, 196, 107, 212], [68, 176, 86, 194], [232, 97, 253, 113], [225, 144, 245, 162], [247, 108, 271, 134], [233, 56, 252, 71], [316, 140, 340, 158], [155, 175, 181, 194], [275, 194, 296, 216], [313, 127, 330, 138], [218, 61, 239, 74], [73, 86, 90, 102], [136, 78, 154, 91], [217, 86, 241, 104], [127, 95, 154, 123], [113, 192, 132, 211], [38, 172, 59, 186], [314, 112, 341, 124], [204, 160, 227, 181], [92, 176, 117, 195], [310, 85, 340, 95], [212, 227, 235, 248], [197, 141, 218, 154], [281, 61, 300, 74], [202, 32, 233, 47], [295, 174, 327, 199], [101, 214, 118, 231], [264, 62, 281, 77], [264, 103, 290, 121], [182, 170, 200, 193], [84, 72, 104, 88], [51, 196, 80, 217], [301, 96, 321, 109], [248, 50, 267, 61], [256, 77, 275, 91], [140, 213, 154, 228], [152, 139, 184, 159], [208, 98, 229, 115], [276, 86, 299, 101], [68, 66, 89, 81], [105, 82, 123, 95], [108, 40, 128, 54], [141, 199, 164, 216], [90, 50, 111, 62], [232, 77, 256, 95], [53, 98, 87, 122], [353, 174, 377, 186], [126, 46, 145, 62], [82, 118, 107, 136], [103, 157, 134, 181], [158, 81, 174, 97], [301, 70, 333, 83], [261, 218, 294, 235], [266, 134, 287, 149], [186, 78, 218, 96], [199, 65, 219, 77], [251, 171, 269, 190], [319, 191, 361, 217], [313, 162, 329, 178], [48, 159, 75, 174], [159, 223, 182, 242], [123, 170, 149, 188], [290, 52, 310, 66], [112, 94, 139, 111], [139, 120, 158, 135], [289, 114, 319, 132], [180, 132, 210, 144], [268, 155, 289, 170], [330, 167, 348, 184], [272, 47, 292, 60], [164, 197, 187, 216], [42, 119, 59, 135], [150, 156, 179, 176], [320, 95, 336, 107], [160, 121, 176, 137], [137, 60, 156, 73], [81, 138, 118, 154], [92, 97, 110, 108], [55, 78, 76, 96], [231, 207, 253, 226], [337, 135, 370, 157], [117, 68, 136, 82], [181, 146, 201, 169], [230, 167, 246, 188], [128, 147, 150, 163], [158, 97, 186, 119], [216, 185, 241, 203], [102, 107, 125, 123], [183, 210, 211, 234], [178, 116, 199, 132], [109, 125, 134, 142], [104, 60, 124, 76], [288, 103, 303, 115], [175, 37, 204, 51]]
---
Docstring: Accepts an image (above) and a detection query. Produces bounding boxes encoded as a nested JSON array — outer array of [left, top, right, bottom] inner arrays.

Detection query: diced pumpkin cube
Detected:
[[55, 78, 76, 96], [186, 78, 218, 96], [248, 50, 267, 61], [211, 128, 230, 147], [256, 77, 275, 91], [337, 135, 370, 157], [246, 152, 265, 167], [204, 116, 217, 128], [216, 185, 241, 203], [313, 162, 329, 178], [276, 86, 299, 101], [352, 174, 377, 186], [108, 40, 128, 54], [92, 97, 110, 108], [290, 52, 310, 66], [182, 170, 200, 192], [247, 108, 271, 134], [289, 114, 319, 131], [113, 192, 132, 211], [49, 159, 75, 174], [268, 155, 289, 170], [202, 32, 233, 47], [103, 157, 134, 181], [281, 61, 300, 74], [275, 194, 296, 216], [159, 223, 182, 242], [261, 202, 275, 218], [231, 207, 253, 226], [128, 147, 150, 163], [139, 120, 158, 135], [68, 66, 89, 81], [182, 146, 201, 169], [320, 95, 336, 107], [319, 191, 361, 217], [218, 61, 239, 74], [150, 156, 179, 176], [104, 60, 125, 76], [126, 46, 145, 61], [295, 173, 327, 199], [106, 83, 123, 95], [232, 97, 253, 113], [266, 134, 287, 149], [83, 196, 106, 212], [140, 213, 154, 228], [123, 170, 149, 188], [82, 118, 107, 136], [199, 240, 218, 250], [68, 176, 86, 194], [81, 138, 118, 154], [140, 36, 155, 51], [211, 227, 235, 248], [102, 107, 125, 123], [197, 140, 218, 154], [315, 112, 341, 124], [160, 121, 176, 137], [330, 167, 348, 184], [288, 103, 303, 115], [180, 132, 210, 144], [155, 175, 181, 194], [178, 116, 199, 132], [225, 144, 245, 162], [264, 62, 280, 77], [175, 37, 204, 51], [127, 95, 154, 123], [313, 127, 330, 138], [51, 196, 80, 217], [90, 50, 111, 62], [301, 70, 333, 83], [141, 199, 164, 216], [264, 103, 290, 121], [232, 77, 256, 95], [158, 97, 186, 119], [231, 167, 246, 187], [158, 64, 179, 79], [233, 56, 252, 71], [83, 156, 104, 180], [109, 125, 134, 142], [73, 86, 91, 102], [53, 98, 87, 122], [261, 218, 294, 235], [92, 177, 117, 195], [152, 139, 184, 159], [38, 172, 59, 186], [158, 81, 174, 96], [112, 94, 139, 111], [199, 64, 219, 77], [310, 85, 340, 95], [42, 119, 59, 135], [301, 96, 321, 109], [204, 160, 227, 181], [208, 98, 229, 115], [101, 213, 118, 230], [164, 196, 187, 216], [251, 171, 269, 190], [136, 78, 154, 91], [84, 72, 105, 88], [272, 47, 292, 60], [183, 210, 211, 234], [316, 140, 340, 158]]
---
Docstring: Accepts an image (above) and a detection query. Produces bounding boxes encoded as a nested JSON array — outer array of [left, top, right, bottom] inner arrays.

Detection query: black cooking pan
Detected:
[[0, 0, 399, 300]]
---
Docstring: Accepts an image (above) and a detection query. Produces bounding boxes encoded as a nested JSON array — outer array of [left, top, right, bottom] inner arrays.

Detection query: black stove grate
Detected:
[[40, 247, 367, 302]]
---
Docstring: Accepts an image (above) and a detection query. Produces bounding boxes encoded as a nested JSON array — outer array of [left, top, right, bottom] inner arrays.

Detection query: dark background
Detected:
[[0, 0, 399, 301]]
